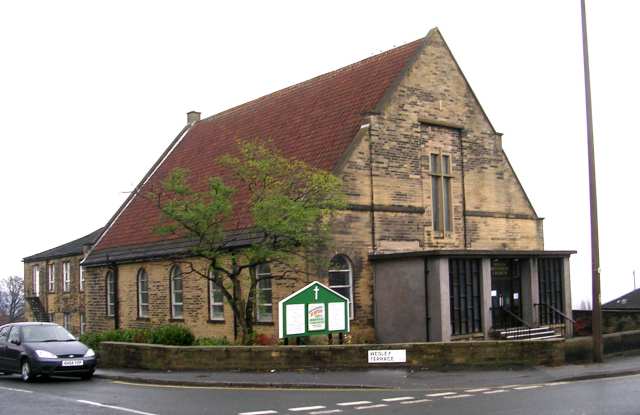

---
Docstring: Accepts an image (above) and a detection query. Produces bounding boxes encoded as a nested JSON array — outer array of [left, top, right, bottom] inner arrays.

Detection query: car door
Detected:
[[0, 326, 10, 370], [5, 327, 22, 373]]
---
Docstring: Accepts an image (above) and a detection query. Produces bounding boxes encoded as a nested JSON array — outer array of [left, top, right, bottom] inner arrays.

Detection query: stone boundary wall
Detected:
[[99, 340, 564, 371], [565, 329, 640, 363]]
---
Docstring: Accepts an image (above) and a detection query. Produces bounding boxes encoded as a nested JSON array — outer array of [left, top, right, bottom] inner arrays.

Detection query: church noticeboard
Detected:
[[278, 281, 350, 339]]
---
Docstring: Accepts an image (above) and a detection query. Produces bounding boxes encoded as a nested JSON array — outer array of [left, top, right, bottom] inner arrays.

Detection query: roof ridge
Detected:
[[200, 38, 424, 124]]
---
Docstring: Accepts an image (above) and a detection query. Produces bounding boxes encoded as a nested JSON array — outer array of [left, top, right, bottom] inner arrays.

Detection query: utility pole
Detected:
[[580, 0, 603, 363]]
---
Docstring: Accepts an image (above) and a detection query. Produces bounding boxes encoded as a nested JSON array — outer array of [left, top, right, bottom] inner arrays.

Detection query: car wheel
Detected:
[[80, 371, 94, 381], [21, 360, 34, 383]]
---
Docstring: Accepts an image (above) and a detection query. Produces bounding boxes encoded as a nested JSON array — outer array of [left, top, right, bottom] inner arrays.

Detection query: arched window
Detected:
[[106, 270, 115, 317], [170, 266, 183, 319], [137, 268, 149, 318], [209, 269, 224, 321], [329, 255, 354, 319], [255, 264, 272, 323]]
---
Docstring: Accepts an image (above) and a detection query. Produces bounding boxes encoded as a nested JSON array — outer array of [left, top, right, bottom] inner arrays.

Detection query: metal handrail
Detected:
[[536, 303, 576, 323], [499, 306, 532, 329], [492, 307, 531, 341]]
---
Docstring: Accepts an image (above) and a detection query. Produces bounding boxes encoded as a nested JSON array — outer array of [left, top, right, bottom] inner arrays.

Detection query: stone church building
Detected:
[[25, 28, 574, 343]]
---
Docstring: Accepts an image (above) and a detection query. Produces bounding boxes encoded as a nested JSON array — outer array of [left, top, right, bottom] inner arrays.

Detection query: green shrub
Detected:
[[80, 325, 195, 348], [194, 336, 231, 346], [148, 325, 195, 346], [80, 328, 147, 350], [79, 332, 102, 350]]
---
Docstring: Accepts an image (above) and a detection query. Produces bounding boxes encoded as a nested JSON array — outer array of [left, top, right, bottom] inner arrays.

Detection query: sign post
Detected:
[[278, 281, 350, 341]]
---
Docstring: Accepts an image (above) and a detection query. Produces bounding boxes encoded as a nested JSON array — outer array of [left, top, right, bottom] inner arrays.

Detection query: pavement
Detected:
[[94, 351, 640, 390]]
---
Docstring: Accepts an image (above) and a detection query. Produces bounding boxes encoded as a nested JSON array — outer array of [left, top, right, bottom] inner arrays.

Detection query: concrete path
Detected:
[[95, 352, 640, 390]]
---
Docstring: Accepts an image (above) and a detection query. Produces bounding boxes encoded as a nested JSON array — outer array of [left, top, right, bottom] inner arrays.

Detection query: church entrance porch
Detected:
[[371, 250, 575, 343]]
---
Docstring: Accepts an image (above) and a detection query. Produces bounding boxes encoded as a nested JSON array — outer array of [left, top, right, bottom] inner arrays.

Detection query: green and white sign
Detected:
[[278, 281, 350, 339]]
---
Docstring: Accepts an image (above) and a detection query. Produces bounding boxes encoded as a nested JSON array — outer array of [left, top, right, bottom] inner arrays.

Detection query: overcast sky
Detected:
[[1, 1, 638, 307]]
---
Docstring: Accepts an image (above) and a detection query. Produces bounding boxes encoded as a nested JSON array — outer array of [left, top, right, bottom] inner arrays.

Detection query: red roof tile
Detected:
[[93, 38, 424, 254]]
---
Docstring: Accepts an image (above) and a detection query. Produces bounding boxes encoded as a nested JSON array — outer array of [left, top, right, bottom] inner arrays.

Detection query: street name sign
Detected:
[[278, 281, 350, 339], [367, 349, 407, 363]]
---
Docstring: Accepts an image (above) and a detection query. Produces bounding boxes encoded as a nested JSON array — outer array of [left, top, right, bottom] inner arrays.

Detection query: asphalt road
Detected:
[[1, 372, 639, 415]]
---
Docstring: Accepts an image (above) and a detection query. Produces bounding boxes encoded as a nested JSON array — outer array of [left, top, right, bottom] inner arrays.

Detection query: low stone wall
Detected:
[[565, 329, 640, 362], [99, 339, 565, 371]]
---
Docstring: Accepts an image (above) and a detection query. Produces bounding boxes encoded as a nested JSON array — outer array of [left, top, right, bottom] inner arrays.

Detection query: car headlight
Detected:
[[84, 348, 95, 358], [35, 350, 58, 359]]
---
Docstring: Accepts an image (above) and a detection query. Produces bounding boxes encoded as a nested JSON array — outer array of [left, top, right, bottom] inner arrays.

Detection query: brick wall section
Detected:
[[23, 256, 86, 335], [84, 266, 115, 333], [99, 339, 565, 370]]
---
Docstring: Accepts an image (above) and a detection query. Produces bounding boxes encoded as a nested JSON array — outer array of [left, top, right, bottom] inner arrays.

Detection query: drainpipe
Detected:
[[424, 258, 430, 341]]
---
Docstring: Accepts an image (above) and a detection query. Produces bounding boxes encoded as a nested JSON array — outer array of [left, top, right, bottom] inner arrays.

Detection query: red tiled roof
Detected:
[[93, 38, 424, 254]]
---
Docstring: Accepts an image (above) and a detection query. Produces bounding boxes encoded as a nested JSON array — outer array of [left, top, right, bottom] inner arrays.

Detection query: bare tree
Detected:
[[0, 276, 25, 323]]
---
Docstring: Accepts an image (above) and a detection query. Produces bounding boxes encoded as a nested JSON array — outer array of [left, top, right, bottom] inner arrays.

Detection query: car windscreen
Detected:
[[22, 325, 75, 342]]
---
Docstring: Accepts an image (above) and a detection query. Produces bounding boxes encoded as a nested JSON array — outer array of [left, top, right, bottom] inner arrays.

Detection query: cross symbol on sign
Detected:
[[313, 286, 320, 301]]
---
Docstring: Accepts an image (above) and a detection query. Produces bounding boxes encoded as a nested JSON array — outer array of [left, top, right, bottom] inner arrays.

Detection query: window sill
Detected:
[[255, 321, 274, 326], [207, 319, 226, 324]]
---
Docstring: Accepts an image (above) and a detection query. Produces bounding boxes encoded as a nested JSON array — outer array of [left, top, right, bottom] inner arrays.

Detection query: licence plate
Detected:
[[61, 359, 83, 367]]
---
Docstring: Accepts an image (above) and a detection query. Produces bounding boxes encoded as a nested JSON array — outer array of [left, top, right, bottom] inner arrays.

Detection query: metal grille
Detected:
[[449, 258, 482, 335], [538, 258, 564, 325]]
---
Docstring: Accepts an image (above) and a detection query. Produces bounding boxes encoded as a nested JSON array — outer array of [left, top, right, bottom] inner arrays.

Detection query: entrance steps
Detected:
[[495, 326, 562, 341]]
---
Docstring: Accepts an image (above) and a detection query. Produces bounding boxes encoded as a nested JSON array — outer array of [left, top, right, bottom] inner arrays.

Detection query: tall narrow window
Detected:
[[329, 255, 354, 319], [63, 261, 71, 292], [538, 258, 564, 325], [255, 264, 272, 323], [209, 269, 224, 321], [80, 313, 86, 335], [32, 265, 40, 297], [106, 271, 115, 317], [79, 266, 85, 292], [430, 153, 453, 235], [170, 266, 183, 319], [449, 258, 482, 335], [48, 263, 56, 293], [137, 268, 149, 318]]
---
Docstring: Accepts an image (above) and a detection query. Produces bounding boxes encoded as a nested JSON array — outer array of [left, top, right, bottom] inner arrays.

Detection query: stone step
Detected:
[[505, 330, 557, 340], [499, 326, 552, 336], [534, 334, 564, 341]]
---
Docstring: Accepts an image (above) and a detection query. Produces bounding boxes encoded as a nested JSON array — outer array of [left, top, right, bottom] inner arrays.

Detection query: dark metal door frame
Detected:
[[491, 259, 523, 329]]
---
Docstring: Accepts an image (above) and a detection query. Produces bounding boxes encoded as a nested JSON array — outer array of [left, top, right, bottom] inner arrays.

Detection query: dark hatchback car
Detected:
[[0, 322, 96, 382]]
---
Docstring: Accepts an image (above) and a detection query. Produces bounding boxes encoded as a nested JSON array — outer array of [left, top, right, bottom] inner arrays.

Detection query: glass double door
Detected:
[[491, 259, 523, 329]]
